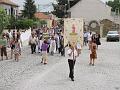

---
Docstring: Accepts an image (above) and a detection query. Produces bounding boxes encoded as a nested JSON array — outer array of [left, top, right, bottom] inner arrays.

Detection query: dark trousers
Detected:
[[47, 45, 50, 53], [60, 47, 65, 56], [31, 44, 36, 54], [68, 59, 76, 79], [1, 46, 7, 56], [84, 37, 88, 46]]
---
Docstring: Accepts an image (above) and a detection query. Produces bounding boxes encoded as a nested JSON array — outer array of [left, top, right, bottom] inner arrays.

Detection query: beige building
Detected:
[[0, 0, 19, 17], [69, 0, 120, 36]]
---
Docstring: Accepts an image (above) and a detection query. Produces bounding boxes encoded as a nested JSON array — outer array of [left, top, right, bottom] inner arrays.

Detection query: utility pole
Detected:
[[67, 0, 74, 18]]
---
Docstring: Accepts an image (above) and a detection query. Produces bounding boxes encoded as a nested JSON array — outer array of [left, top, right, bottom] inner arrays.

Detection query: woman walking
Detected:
[[95, 33, 101, 49], [14, 39, 21, 62], [87, 32, 92, 50], [29, 34, 37, 54], [38, 36, 43, 53], [10, 38, 16, 59], [0, 35, 8, 60], [49, 36, 56, 56]]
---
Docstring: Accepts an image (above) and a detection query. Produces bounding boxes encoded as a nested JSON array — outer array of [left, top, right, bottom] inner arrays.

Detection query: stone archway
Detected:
[[88, 20, 100, 33]]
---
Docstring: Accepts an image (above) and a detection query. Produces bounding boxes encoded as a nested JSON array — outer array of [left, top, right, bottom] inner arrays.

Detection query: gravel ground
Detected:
[[0, 39, 120, 90]]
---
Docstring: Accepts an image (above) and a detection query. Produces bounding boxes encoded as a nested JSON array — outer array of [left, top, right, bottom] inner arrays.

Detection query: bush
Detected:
[[15, 19, 34, 30]]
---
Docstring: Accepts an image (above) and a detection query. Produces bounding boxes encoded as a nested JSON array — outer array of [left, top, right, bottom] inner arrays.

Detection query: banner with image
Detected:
[[64, 18, 84, 47]]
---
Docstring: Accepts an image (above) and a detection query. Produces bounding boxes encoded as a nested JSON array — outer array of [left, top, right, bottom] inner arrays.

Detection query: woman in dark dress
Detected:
[[95, 33, 101, 49]]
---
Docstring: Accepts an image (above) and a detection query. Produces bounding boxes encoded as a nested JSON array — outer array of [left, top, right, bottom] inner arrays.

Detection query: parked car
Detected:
[[106, 31, 120, 42]]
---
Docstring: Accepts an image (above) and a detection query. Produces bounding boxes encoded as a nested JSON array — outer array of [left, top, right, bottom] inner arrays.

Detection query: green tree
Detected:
[[33, 20, 47, 27], [22, 0, 37, 19], [15, 19, 35, 30], [0, 7, 9, 35], [52, 0, 81, 18], [7, 16, 16, 29], [106, 0, 120, 14]]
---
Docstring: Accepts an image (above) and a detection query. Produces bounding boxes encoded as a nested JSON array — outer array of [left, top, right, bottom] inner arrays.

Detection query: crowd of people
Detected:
[[0, 26, 101, 82], [28, 26, 64, 64]]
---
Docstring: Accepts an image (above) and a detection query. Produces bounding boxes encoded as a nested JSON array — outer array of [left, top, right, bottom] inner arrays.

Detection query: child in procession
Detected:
[[89, 39, 97, 66], [41, 40, 49, 64]]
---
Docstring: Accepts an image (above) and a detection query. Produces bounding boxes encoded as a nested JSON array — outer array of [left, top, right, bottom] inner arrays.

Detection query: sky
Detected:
[[11, 0, 110, 12]]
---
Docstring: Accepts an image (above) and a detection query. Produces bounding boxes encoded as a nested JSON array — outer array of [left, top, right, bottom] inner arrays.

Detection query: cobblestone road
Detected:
[[0, 39, 120, 90]]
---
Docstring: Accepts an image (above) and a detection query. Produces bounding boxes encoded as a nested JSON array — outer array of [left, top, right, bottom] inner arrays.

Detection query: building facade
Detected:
[[69, 0, 120, 36], [69, 0, 113, 23], [0, 0, 19, 17]]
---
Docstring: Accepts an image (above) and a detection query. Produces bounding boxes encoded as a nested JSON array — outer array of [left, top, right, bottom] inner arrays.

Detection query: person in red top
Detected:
[[89, 39, 97, 66]]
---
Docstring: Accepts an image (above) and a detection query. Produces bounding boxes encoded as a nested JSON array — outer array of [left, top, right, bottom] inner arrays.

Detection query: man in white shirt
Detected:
[[87, 32, 92, 50], [67, 44, 81, 81], [83, 31, 88, 46]]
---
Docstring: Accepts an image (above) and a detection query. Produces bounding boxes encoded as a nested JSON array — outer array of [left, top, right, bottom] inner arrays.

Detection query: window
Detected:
[[9, 9, 11, 15], [5, 9, 7, 14]]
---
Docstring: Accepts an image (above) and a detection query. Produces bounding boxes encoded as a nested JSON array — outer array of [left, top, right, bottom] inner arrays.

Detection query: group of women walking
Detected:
[[0, 30, 22, 62]]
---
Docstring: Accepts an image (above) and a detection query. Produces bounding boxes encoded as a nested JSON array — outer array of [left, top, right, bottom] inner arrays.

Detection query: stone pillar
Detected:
[[100, 24, 104, 38]]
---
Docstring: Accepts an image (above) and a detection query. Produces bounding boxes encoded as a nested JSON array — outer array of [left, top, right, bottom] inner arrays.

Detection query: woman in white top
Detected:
[[87, 32, 92, 50], [49, 36, 56, 55], [38, 36, 43, 53]]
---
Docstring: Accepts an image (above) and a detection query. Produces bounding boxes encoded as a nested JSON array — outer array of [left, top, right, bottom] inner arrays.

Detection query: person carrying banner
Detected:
[[67, 43, 81, 81]]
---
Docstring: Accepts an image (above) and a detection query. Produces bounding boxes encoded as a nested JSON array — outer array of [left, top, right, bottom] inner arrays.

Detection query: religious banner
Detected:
[[47, 20, 53, 28], [64, 18, 84, 47]]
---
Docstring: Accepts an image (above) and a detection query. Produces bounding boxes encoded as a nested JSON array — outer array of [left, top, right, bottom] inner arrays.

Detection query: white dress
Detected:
[[49, 40, 56, 53], [38, 40, 43, 52]]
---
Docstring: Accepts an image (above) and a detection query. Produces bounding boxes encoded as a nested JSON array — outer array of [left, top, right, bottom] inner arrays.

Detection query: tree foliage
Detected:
[[15, 19, 34, 29], [7, 16, 16, 29], [0, 7, 9, 35], [22, 0, 37, 19], [106, 0, 120, 14], [52, 0, 81, 18], [14, 19, 47, 30]]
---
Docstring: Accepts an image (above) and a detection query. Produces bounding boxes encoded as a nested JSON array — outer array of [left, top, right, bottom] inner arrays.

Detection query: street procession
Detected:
[[0, 0, 120, 90]]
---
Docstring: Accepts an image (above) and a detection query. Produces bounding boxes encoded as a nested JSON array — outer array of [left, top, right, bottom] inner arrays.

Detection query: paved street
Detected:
[[0, 39, 120, 90]]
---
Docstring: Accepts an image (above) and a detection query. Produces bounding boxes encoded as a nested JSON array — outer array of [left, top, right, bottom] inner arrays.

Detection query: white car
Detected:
[[106, 31, 120, 42]]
